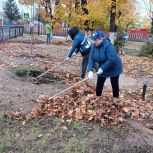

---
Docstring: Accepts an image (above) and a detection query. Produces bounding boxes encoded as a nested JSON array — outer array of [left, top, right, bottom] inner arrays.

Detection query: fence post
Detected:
[[2, 27, 3, 41], [9, 27, 11, 39], [15, 27, 17, 37]]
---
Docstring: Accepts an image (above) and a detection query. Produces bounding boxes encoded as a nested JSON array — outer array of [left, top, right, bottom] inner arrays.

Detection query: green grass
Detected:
[[0, 116, 153, 153], [124, 48, 140, 56], [8, 66, 61, 83], [60, 138, 88, 153], [70, 121, 87, 132], [123, 41, 144, 56], [126, 41, 145, 47], [9, 66, 43, 77]]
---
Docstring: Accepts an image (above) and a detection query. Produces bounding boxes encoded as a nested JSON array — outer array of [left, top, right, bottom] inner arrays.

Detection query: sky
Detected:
[[137, 0, 150, 17]]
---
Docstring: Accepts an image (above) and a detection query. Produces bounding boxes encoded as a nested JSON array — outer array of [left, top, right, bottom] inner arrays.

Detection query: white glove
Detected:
[[97, 68, 103, 75], [88, 71, 93, 80], [72, 52, 76, 56], [67, 34, 71, 41], [66, 57, 71, 61]]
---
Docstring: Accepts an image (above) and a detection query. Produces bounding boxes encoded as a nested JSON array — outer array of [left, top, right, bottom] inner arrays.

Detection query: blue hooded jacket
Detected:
[[67, 27, 91, 58], [88, 39, 122, 77]]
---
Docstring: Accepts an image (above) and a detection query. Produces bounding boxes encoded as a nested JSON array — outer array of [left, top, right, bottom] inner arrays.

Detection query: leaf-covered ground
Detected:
[[123, 56, 153, 78], [4, 83, 153, 127], [0, 38, 153, 153]]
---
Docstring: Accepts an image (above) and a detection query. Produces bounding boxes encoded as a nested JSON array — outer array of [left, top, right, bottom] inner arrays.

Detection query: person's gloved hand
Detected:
[[88, 71, 93, 80], [97, 68, 103, 75], [66, 57, 71, 61], [72, 52, 76, 56]]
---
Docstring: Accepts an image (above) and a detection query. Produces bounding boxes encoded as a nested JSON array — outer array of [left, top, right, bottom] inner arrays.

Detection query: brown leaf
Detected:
[[122, 107, 129, 113], [118, 117, 124, 122]]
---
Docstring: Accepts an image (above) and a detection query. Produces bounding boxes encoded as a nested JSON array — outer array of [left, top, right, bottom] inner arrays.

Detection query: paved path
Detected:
[[92, 74, 153, 91]]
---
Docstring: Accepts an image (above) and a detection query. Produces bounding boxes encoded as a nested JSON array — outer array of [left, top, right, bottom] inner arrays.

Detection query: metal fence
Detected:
[[0, 25, 148, 42], [23, 24, 68, 36], [0, 26, 24, 42]]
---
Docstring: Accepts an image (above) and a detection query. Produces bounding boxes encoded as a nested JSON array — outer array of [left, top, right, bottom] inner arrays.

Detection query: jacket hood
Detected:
[[67, 27, 79, 40]]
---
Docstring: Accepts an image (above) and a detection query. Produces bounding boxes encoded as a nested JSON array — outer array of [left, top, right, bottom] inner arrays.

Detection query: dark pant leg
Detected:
[[81, 54, 89, 79], [110, 75, 119, 98], [93, 62, 99, 72], [48, 33, 51, 42], [47, 33, 51, 43], [96, 76, 106, 96], [47, 34, 49, 43]]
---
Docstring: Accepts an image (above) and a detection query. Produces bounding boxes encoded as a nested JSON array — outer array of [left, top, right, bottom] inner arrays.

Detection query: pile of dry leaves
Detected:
[[4, 80, 153, 126]]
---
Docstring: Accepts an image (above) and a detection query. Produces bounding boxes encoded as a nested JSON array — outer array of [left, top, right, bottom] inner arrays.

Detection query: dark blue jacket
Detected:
[[67, 31, 91, 58], [88, 39, 122, 77]]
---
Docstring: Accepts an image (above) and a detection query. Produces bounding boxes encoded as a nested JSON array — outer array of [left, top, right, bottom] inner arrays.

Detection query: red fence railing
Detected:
[[128, 29, 149, 42]]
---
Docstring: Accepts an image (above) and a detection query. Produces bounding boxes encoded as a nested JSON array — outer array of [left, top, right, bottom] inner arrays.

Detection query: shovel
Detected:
[[32, 59, 67, 84]]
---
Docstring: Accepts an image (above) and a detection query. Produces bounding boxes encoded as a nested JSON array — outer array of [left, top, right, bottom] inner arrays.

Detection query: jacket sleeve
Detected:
[[88, 45, 95, 71], [100, 45, 117, 71], [67, 38, 81, 58]]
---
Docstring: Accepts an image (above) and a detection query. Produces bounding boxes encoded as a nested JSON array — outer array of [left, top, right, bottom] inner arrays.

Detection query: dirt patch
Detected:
[[10, 66, 61, 84], [125, 120, 153, 148], [0, 67, 67, 113]]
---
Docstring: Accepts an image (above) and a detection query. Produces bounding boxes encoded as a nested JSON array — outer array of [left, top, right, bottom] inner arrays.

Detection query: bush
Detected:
[[140, 43, 153, 57], [114, 33, 127, 53]]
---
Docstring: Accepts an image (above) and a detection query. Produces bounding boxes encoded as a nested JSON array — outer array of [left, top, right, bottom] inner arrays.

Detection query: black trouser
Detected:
[[96, 75, 120, 98], [81, 54, 98, 79]]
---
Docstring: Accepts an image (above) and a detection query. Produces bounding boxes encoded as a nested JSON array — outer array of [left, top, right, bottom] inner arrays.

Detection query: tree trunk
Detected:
[[81, 0, 88, 14], [110, 0, 116, 32], [75, 0, 80, 11], [151, 17, 153, 34], [109, 0, 116, 44]]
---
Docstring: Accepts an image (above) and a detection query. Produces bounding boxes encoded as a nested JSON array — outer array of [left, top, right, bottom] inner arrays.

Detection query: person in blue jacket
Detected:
[[88, 30, 123, 98], [66, 27, 98, 79]]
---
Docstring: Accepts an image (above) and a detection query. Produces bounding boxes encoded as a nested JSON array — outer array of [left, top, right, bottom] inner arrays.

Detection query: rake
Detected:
[[31, 59, 67, 84], [48, 73, 97, 100]]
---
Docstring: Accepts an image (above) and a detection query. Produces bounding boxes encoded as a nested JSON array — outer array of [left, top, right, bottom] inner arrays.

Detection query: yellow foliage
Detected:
[[142, 17, 151, 29], [115, 0, 137, 29], [54, 21, 61, 28], [18, 0, 34, 5], [20, 0, 137, 31]]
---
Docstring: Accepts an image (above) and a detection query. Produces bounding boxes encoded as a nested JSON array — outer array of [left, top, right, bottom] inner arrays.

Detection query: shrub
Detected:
[[114, 33, 127, 53], [140, 43, 153, 57]]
